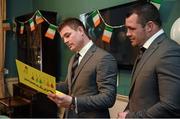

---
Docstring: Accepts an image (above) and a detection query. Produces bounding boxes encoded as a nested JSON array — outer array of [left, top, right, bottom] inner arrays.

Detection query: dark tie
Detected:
[[136, 47, 146, 64], [71, 53, 80, 79], [132, 47, 146, 76]]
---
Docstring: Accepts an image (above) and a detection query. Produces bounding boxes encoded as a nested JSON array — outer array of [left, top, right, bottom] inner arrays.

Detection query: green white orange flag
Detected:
[[102, 26, 113, 43], [20, 23, 24, 34], [35, 11, 44, 24], [45, 24, 57, 39], [151, 0, 162, 9], [92, 10, 101, 27], [29, 19, 35, 31]]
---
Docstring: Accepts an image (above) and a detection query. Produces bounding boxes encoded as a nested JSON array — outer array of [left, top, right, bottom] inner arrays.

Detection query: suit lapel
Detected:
[[71, 44, 96, 85], [129, 34, 166, 95], [132, 45, 157, 83], [131, 57, 139, 79], [68, 55, 76, 93]]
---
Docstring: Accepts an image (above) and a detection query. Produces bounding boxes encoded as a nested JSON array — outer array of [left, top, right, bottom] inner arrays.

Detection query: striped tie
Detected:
[[71, 53, 80, 79]]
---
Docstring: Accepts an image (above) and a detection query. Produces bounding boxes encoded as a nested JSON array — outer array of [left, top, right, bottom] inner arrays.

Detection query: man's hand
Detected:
[[118, 111, 128, 119], [48, 93, 72, 108]]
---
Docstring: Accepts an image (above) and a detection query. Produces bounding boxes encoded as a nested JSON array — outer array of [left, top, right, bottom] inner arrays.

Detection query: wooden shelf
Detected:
[[0, 96, 31, 107]]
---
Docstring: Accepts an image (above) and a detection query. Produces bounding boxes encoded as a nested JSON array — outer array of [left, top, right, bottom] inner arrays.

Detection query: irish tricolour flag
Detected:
[[45, 24, 57, 40], [92, 10, 101, 27], [35, 11, 44, 24], [102, 26, 113, 43], [20, 23, 24, 34], [29, 19, 35, 31]]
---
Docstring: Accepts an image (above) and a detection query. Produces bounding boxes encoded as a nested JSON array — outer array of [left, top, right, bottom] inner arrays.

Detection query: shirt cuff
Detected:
[[74, 97, 78, 114]]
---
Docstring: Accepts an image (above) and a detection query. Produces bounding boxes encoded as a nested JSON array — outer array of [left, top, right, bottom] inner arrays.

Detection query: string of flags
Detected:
[[16, 10, 58, 40], [15, 0, 162, 42], [89, 10, 124, 44], [16, 9, 125, 43]]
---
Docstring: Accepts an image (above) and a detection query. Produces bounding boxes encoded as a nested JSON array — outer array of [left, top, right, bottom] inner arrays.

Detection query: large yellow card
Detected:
[[16, 59, 56, 95]]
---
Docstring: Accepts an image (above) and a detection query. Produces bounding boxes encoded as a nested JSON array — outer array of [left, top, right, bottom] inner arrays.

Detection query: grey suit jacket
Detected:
[[126, 33, 180, 118], [57, 44, 117, 118]]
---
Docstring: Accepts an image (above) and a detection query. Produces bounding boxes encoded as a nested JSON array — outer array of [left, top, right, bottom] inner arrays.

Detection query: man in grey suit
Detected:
[[48, 18, 117, 118], [118, 2, 180, 118]]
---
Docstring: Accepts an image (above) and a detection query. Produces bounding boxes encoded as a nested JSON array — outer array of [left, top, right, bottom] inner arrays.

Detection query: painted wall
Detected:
[[32, 0, 134, 19], [160, 0, 180, 37], [5, 0, 33, 78]]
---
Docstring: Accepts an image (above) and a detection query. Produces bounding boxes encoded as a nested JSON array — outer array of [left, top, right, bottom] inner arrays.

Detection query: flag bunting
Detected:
[[45, 24, 57, 39], [29, 19, 35, 31], [92, 10, 101, 27], [102, 26, 113, 43], [35, 11, 44, 24], [87, 10, 124, 44], [20, 23, 24, 34], [15, 10, 58, 40], [15, 9, 126, 42]]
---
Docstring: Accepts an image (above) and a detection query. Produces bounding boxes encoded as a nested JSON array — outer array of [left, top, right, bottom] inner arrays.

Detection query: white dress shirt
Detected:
[[143, 29, 164, 49]]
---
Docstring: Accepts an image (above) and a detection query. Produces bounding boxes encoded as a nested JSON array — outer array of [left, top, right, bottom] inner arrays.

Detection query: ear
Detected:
[[77, 26, 85, 36], [145, 21, 153, 32], [77, 26, 84, 32]]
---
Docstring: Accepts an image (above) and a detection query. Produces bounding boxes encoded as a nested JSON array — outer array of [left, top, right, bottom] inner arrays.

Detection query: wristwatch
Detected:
[[70, 96, 75, 109]]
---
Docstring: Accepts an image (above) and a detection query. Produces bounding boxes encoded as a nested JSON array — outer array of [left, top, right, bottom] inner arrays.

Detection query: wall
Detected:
[[32, 0, 135, 19], [160, 0, 180, 37], [5, 0, 33, 78]]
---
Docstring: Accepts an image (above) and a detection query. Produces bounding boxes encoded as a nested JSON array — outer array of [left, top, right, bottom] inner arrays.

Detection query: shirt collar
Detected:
[[79, 40, 93, 58], [143, 29, 164, 49]]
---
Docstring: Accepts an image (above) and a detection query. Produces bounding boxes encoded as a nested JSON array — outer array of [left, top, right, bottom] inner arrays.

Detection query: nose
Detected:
[[63, 38, 69, 43], [126, 29, 131, 37]]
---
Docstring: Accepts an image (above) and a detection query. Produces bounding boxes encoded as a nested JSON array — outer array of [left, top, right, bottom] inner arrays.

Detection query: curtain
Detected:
[[0, 0, 6, 98]]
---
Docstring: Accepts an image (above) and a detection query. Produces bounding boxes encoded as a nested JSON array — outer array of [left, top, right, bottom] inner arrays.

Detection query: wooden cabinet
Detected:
[[16, 10, 59, 78], [14, 10, 59, 118], [13, 83, 58, 118], [0, 96, 31, 118]]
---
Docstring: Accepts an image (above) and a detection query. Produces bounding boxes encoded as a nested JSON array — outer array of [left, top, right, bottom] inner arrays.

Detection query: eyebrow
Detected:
[[61, 32, 70, 38]]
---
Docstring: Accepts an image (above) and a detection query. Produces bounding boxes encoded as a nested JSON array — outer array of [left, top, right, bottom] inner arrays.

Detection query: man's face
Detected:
[[60, 26, 84, 52], [125, 13, 147, 47]]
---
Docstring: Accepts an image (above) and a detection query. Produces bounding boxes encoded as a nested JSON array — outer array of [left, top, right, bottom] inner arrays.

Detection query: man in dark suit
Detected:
[[118, 2, 180, 118], [48, 18, 117, 118]]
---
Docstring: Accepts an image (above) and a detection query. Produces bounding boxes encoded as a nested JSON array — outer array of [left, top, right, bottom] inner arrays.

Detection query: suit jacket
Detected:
[[57, 44, 117, 118], [126, 33, 180, 118]]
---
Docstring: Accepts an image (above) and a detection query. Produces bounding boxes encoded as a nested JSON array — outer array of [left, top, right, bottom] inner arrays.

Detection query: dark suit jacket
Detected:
[[57, 44, 117, 118], [126, 33, 180, 118]]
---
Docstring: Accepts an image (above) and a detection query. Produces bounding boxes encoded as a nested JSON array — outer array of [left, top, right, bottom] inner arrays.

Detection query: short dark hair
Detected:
[[126, 2, 162, 27], [58, 17, 86, 32]]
